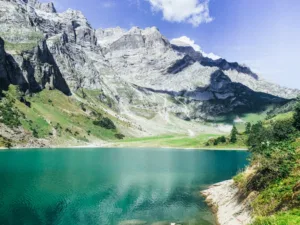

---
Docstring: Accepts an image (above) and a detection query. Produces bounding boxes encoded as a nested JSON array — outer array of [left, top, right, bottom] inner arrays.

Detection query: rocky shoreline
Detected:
[[201, 180, 253, 225]]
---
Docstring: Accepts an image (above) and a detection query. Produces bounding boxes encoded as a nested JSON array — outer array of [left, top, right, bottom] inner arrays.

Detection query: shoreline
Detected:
[[0, 144, 248, 151], [201, 180, 252, 225]]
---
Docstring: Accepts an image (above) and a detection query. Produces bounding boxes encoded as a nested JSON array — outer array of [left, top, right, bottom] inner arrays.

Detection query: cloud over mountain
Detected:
[[171, 36, 220, 60], [147, 0, 213, 26]]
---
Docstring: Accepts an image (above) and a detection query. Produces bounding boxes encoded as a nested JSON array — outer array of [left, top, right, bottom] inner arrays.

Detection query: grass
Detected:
[[115, 133, 247, 149], [1, 30, 43, 54], [266, 112, 294, 123], [28, 90, 118, 141], [4, 41, 39, 54], [5, 86, 121, 145], [252, 209, 300, 225]]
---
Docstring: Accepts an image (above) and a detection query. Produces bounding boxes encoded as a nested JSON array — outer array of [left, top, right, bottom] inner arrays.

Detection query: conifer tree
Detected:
[[230, 125, 238, 143]]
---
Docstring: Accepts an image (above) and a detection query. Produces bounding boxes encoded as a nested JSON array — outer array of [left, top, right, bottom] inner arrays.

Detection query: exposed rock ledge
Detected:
[[201, 180, 253, 225]]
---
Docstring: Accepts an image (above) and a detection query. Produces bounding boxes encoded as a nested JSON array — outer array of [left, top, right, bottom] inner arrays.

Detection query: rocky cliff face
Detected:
[[0, 0, 298, 133]]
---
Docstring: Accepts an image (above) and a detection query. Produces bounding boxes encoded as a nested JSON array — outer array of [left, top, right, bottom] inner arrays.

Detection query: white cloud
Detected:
[[102, 1, 116, 8], [147, 0, 213, 27], [171, 36, 220, 60], [203, 52, 221, 60], [171, 36, 201, 51]]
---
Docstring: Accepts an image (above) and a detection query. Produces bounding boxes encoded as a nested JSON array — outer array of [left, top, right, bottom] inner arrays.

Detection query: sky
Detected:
[[42, 0, 300, 89]]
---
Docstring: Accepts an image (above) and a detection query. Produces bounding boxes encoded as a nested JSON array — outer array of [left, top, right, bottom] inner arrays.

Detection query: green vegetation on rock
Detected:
[[0, 30, 43, 54]]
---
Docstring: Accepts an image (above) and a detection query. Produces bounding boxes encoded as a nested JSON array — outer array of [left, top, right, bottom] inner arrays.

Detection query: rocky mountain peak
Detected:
[[128, 26, 142, 34], [36, 1, 56, 13], [96, 27, 127, 47], [24, 0, 56, 13], [0, 0, 299, 134]]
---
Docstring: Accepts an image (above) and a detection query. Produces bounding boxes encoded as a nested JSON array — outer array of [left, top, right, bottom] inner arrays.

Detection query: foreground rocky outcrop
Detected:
[[201, 180, 253, 225]]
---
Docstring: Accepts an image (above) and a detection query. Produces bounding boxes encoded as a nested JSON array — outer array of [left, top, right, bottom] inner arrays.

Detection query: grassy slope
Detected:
[[232, 112, 300, 225], [250, 146, 300, 225], [1, 86, 123, 147]]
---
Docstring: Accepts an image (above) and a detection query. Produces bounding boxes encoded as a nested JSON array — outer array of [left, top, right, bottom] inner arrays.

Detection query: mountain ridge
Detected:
[[0, 0, 299, 147]]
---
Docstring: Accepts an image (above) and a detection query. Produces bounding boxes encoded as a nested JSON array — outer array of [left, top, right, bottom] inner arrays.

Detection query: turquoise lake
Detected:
[[0, 148, 249, 225]]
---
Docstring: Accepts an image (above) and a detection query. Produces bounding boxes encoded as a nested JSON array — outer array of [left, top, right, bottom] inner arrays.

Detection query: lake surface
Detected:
[[0, 148, 249, 225]]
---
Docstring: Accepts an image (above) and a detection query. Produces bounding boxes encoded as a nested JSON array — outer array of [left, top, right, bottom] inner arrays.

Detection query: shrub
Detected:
[[272, 119, 295, 142], [80, 103, 86, 112], [247, 121, 273, 153], [219, 136, 226, 143], [65, 128, 72, 134], [246, 142, 296, 191], [31, 128, 39, 138], [294, 97, 300, 130], [93, 117, 116, 130], [0, 92, 21, 128], [115, 133, 125, 139]]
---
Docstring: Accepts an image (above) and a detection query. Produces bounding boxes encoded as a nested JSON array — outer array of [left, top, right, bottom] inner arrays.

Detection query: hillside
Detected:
[[202, 99, 300, 224], [0, 0, 299, 147]]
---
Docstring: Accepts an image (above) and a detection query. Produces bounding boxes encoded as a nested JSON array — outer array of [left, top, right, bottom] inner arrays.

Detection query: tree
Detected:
[[219, 136, 226, 143], [247, 121, 273, 153], [293, 96, 300, 130], [273, 119, 295, 141], [245, 122, 252, 134], [230, 125, 238, 143]]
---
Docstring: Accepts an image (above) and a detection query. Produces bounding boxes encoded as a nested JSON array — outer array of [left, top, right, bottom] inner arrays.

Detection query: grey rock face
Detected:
[[21, 39, 71, 94], [0, 37, 28, 92], [0, 37, 11, 91], [0, 36, 70, 95], [0, 0, 298, 126]]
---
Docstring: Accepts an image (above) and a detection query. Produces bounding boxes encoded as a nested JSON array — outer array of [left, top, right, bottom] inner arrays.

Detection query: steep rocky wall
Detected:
[[0, 37, 28, 92], [0, 36, 71, 95]]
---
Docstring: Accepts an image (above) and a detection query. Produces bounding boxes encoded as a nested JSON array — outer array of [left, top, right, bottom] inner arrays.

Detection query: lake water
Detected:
[[0, 148, 249, 225]]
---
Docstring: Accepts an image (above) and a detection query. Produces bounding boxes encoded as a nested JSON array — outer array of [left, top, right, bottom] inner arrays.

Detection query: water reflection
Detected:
[[0, 148, 249, 225]]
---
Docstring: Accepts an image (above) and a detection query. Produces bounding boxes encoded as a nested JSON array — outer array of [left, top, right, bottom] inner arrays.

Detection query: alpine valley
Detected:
[[0, 0, 299, 148]]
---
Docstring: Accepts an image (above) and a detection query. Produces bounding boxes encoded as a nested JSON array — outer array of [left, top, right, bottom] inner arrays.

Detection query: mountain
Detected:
[[0, 0, 299, 147]]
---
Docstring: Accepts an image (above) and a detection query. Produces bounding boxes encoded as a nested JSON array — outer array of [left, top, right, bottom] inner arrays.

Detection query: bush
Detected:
[[272, 119, 295, 142], [115, 133, 125, 139], [294, 97, 300, 130], [80, 103, 86, 112], [0, 92, 21, 128], [32, 128, 39, 138], [93, 117, 116, 130], [247, 121, 273, 153], [246, 142, 296, 191]]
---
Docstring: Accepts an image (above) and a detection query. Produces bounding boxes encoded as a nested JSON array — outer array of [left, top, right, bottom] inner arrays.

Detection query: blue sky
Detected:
[[44, 0, 300, 89]]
